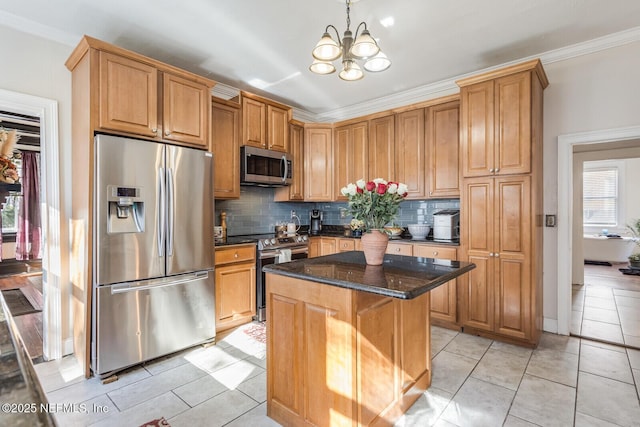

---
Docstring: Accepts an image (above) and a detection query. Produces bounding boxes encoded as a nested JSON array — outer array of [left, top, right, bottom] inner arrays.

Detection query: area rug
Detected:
[[242, 322, 266, 344], [1, 288, 41, 316], [138, 417, 171, 427]]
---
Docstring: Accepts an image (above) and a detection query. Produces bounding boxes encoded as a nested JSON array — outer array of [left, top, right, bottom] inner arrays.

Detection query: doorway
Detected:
[[557, 126, 640, 343], [0, 88, 63, 361]]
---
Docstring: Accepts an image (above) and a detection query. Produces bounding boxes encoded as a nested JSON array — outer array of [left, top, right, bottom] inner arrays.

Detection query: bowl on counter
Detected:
[[384, 226, 404, 237], [407, 224, 431, 240]]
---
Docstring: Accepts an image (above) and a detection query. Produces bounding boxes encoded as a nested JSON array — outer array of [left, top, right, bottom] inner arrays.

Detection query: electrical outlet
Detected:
[[291, 210, 296, 219], [340, 208, 347, 218]]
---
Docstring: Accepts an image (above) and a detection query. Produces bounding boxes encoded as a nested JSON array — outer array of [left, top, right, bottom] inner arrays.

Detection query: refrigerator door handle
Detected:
[[158, 167, 166, 257], [167, 167, 175, 256], [110, 271, 210, 294]]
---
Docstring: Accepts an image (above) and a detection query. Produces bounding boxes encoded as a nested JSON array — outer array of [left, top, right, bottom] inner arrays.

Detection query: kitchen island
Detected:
[[263, 251, 475, 427]]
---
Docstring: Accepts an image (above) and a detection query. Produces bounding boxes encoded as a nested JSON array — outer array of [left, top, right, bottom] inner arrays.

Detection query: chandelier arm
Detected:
[[324, 24, 343, 48], [354, 21, 367, 40]]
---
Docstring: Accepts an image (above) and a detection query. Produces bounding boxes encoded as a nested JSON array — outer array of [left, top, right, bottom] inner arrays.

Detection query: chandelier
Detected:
[[309, 0, 391, 81]]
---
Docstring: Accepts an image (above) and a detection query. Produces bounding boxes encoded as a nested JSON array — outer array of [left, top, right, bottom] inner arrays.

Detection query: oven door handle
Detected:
[[259, 247, 308, 259]]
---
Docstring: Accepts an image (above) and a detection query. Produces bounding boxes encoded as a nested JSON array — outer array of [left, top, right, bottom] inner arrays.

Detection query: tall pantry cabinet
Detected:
[[457, 59, 548, 346]]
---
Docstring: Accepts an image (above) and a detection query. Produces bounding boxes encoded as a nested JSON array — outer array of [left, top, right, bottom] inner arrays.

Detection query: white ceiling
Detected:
[[1, 0, 640, 121]]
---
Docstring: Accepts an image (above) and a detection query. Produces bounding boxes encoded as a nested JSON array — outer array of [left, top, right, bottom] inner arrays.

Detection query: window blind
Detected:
[[583, 167, 618, 226]]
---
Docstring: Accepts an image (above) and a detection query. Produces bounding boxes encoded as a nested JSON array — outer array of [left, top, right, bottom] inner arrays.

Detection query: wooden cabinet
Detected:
[[304, 125, 334, 201], [395, 109, 426, 199], [461, 176, 532, 340], [308, 237, 321, 258], [457, 59, 546, 346], [386, 242, 413, 256], [334, 121, 368, 200], [97, 49, 211, 148], [309, 237, 359, 257], [368, 115, 395, 180], [320, 237, 337, 256], [241, 92, 291, 152], [427, 101, 460, 198], [459, 63, 546, 178], [274, 120, 305, 201], [413, 244, 459, 327], [211, 98, 240, 199], [214, 244, 257, 332], [337, 238, 356, 252]]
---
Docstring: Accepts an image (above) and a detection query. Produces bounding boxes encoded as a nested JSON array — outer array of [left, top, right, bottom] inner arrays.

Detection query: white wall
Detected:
[[0, 25, 75, 352], [543, 41, 640, 326]]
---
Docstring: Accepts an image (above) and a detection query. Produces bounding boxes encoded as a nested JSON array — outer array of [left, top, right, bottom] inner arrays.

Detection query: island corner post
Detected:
[[263, 252, 475, 427]]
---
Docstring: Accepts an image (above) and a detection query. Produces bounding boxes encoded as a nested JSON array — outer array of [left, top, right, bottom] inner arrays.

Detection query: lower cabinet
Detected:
[[214, 244, 256, 332]]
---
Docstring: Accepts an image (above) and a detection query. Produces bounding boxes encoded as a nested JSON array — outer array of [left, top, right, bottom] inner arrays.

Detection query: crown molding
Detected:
[[0, 11, 79, 46], [211, 82, 240, 100]]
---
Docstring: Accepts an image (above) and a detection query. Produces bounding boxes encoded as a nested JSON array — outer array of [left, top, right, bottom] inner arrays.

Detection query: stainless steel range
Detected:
[[256, 234, 309, 321]]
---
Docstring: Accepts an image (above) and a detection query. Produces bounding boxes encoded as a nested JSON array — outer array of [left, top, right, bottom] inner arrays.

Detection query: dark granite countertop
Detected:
[[308, 225, 460, 246], [263, 251, 475, 300], [0, 295, 54, 427]]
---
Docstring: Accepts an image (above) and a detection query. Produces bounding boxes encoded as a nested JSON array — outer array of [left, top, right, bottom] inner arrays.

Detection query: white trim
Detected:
[[0, 88, 62, 361], [543, 318, 558, 334], [63, 337, 74, 356], [582, 159, 626, 233], [557, 125, 640, 336]]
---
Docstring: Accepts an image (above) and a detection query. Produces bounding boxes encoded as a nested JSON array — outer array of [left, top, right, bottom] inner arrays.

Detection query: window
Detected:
[[583, 163, 619, 227]]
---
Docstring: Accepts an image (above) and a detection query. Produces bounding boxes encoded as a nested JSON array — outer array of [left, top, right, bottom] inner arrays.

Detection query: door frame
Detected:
[[557, 125, 640, 335], [0, 88, 63, 360]]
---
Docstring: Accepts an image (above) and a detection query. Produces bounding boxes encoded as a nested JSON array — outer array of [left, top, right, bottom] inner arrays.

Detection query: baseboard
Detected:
[[543, 318, 558, 334], [63, 338, 74, 356]]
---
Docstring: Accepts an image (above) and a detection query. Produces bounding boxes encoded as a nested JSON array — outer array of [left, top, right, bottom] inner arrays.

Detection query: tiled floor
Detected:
[[33, 323, 640, 427], [572, 264, 640, 348]]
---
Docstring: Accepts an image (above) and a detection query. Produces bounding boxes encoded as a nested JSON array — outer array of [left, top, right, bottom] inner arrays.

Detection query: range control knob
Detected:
[[301, 235, 308, 241], [262, 239, 271, 246], [270, 238, 277, 245]]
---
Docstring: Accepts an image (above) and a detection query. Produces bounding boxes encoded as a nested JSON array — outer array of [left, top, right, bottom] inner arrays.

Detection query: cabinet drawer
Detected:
[[413, 244, 457, 260], [215, 244, 256, 265], [337, 239, 356, 252], [386, 242, 413, 256]]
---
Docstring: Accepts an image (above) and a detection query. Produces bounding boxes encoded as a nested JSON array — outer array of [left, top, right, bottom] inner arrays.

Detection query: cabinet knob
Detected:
[[489, 252, 494, 257], [433, 251, 438, 256], [151, 128, 158, 135], [396, 248, 401, 252], [495, 168, 500, 173], [489, 168, 494, 173], [165, 130, 171, 136], [234, 252, 239, 258], [494, 253, 500, 258]]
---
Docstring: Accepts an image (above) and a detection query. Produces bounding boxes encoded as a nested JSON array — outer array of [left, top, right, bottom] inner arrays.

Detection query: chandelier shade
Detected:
[[309, 0, 391, 80]]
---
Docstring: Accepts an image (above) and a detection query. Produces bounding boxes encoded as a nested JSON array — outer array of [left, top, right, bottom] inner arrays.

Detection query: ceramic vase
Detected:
[[361, 229, 389, 265]]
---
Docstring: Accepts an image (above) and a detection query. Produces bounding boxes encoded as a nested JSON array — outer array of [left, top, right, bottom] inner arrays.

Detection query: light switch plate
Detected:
[[545, 214, 556, 227]]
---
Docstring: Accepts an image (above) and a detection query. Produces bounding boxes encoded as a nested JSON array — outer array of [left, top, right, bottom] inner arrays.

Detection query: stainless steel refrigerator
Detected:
[[92, 134, 215, 377]]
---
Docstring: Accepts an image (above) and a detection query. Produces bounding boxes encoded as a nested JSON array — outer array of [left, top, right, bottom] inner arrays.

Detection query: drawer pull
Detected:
[[234, 253, 239, 258], [433, 251, 438, 256], [396, 248, 401, 252]]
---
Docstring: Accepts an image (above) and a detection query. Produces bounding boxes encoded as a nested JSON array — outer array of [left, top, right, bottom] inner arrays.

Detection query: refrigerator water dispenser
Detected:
[[107, 185, 145, 234]]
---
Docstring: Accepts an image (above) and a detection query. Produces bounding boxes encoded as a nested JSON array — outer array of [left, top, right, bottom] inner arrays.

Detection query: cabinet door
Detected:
[[267, 105, 289, 152], [320, 238, 337, 255], [395, 109, 425, 199], [162, 72, 209, 148], [399, 294, 430, 392], [304, 126, 333, 201], [494, 72, 531, 175], [215, 262, 256, 332], [427, 101, 460, 198], [368, 115, 395, 180], [494, 176, 531, 339], [460, 178, 494, 331], [99, 51, 158, 137], [211, 100, 240, 199], [242, 98, 266, 148], [413, 244, 458, 324], [308, 237, 321, 258], [460, 81, 494, 177], [334, 122, 368, 201], [288, 123, 305, 200], [337, 238, 356, 252]]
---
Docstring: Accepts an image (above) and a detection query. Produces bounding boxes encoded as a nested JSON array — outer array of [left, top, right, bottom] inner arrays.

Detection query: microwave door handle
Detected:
[[281, 155, 288, 183], [157, 167, 166, 257]]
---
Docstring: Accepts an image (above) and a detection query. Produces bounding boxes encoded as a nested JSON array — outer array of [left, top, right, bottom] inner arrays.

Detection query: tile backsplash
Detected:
[[215, 186, 459, 236]]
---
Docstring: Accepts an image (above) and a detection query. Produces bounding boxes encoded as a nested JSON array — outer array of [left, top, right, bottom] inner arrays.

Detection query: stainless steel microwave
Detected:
[[240, 146, 292, 186]]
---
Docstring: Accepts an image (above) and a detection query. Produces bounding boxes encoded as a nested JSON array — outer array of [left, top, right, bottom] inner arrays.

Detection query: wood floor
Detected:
[[0, 273, 44, 363]]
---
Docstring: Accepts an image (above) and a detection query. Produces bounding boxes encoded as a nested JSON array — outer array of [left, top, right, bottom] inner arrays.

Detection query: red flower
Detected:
[[376, 183, 387, 194], [356, 187, 363, 193], [366, 181, 376, 191]]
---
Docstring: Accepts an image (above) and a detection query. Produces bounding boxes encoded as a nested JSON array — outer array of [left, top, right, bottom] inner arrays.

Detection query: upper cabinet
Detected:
[[368, 115, 395, 180], [241, 92, 291, 153], [304, 124, 333, 201], [333, 121, 368, 200], [66, 36, 215, 149], [458, 60, 548, 177], [395, 109, 425, 199], [211, 98, 241, 199], [275, 120, 305, 201], [427, 100, 460, 198]]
